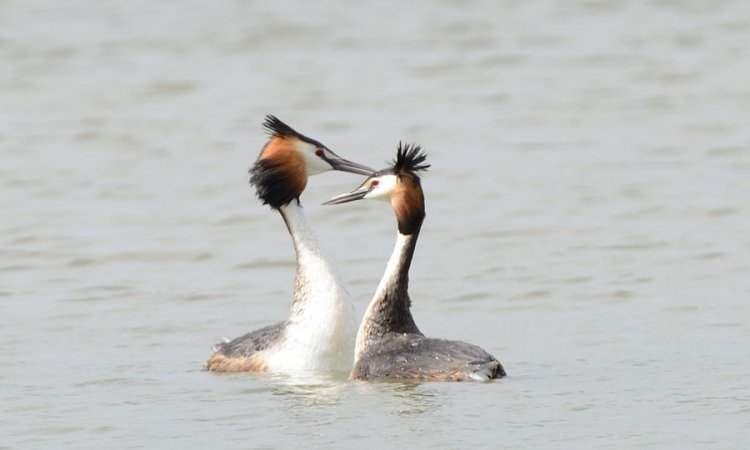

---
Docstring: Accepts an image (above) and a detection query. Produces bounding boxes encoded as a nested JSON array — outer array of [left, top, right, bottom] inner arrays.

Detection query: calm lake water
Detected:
[[2, 0, 749, 448]]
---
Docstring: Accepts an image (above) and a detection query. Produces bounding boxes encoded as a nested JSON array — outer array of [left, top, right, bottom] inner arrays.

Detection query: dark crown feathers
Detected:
[[391, 142, 430, 176], [262, 115, 299, 138], [262, 114, 325, 148]]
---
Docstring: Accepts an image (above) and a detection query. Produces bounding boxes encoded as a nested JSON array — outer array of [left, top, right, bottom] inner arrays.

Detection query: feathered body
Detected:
[[325, 144, 506, 381]]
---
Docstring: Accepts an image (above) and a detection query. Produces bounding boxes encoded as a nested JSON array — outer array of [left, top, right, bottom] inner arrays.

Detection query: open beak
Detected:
[[324, 153, 376, 176], [322, 186, 373, 205]]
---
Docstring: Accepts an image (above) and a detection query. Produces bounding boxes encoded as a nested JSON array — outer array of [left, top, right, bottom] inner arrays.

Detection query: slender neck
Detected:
[[278, 200, 338, 319], [279, 199, 322, 260], [355, 222, 424, 356]]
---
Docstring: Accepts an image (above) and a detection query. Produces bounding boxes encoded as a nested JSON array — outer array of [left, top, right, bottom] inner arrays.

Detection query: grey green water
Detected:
[[2, 0, 749, 448]]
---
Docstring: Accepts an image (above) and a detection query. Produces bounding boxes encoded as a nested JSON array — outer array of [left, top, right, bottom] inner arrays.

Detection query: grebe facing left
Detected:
[[324, 143, 505, 381], [205, 115, 375, 375]]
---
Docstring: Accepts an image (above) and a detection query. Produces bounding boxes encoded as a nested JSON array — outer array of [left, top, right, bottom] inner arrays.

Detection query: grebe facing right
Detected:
[[205, 115, 374, 375], [324, 143, 505, 381]]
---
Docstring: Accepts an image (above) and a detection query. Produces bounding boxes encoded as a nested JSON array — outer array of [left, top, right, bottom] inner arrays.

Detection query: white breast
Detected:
[[265, 201, 357, 373]]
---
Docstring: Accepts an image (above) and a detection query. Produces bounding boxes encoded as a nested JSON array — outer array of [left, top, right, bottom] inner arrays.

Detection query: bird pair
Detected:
[[205, 116, 505, 381]]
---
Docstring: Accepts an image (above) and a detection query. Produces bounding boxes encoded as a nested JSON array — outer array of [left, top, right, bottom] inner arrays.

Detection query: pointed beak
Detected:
[[322, 186, 372, 205], [324, 154, 376, 176]]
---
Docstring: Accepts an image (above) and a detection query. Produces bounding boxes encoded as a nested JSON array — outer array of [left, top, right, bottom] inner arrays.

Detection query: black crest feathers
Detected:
[[263, 115, 298, 138], [392, 142, 430, 177], [262, 115, 324, 148]]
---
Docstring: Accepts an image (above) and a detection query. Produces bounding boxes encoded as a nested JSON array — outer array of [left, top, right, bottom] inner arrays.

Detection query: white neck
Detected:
[[269, 200, 356, 372], [354, 232, 412, 359]]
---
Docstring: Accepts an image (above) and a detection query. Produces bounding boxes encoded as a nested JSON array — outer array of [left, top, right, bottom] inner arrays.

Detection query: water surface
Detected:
[[2, 0, 749, 448]]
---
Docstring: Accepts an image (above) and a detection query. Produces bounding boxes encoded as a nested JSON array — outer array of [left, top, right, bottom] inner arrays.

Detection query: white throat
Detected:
[[269, 200, 357, 373], [354, 231, 410, 359]]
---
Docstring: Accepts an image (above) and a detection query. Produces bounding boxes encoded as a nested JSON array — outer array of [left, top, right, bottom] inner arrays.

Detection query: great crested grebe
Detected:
[[324, 143, 506, 381], [205, 115, 375, 374]]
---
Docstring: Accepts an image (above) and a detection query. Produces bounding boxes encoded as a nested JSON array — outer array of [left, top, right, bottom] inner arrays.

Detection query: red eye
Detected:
[[371, 180, 379, 187], [315, 149, 324, 157]]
